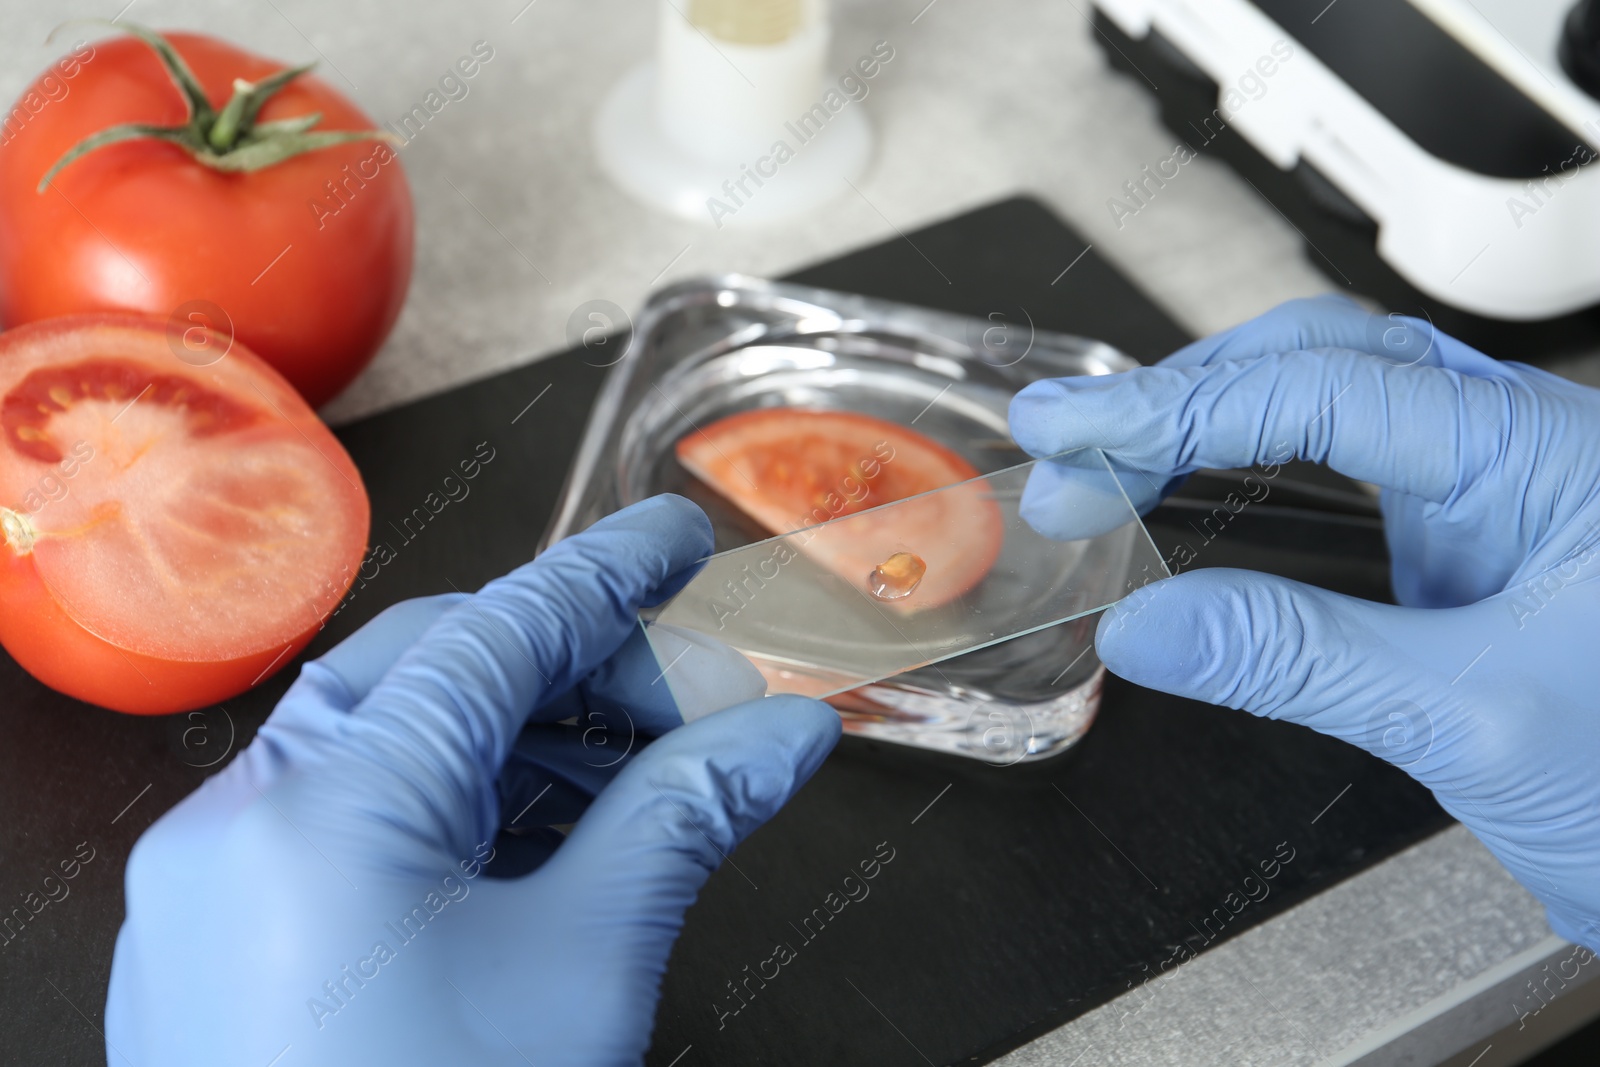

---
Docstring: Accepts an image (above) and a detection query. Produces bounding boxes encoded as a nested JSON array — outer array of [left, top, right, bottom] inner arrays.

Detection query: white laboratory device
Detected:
[[1090, 0, 1600, 356]]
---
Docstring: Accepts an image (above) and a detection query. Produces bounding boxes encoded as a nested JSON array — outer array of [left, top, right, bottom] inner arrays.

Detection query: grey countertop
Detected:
[[2, 1, 1591, 1063]]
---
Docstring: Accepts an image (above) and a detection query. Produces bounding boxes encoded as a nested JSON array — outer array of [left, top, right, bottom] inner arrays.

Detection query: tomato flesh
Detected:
[[676, 408, 1003, 608], [4, 358, 258, 462], [0, 316, 369, 713]]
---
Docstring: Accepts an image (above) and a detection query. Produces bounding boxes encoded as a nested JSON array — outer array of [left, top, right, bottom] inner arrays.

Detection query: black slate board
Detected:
[[0, 197, 1449, 1066]]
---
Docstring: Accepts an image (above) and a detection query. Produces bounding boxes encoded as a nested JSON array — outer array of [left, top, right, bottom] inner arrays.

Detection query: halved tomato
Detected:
[[0, 316, 369, 714], [675, 408, 1003, 608]]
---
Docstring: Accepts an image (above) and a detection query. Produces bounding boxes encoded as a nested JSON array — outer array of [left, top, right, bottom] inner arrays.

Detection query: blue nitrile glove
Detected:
[[104, 495, 840, 1066], [1010, 296, 1600, 952]]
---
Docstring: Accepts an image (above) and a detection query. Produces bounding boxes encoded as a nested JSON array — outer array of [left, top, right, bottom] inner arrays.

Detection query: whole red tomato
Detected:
[[0, 29, 414, 407]]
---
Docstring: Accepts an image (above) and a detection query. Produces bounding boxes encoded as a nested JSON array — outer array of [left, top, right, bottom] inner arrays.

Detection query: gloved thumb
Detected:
[[451, 696, 840, 1061], [545, 689, 838, 922], [1097, 568, 1439, 769]]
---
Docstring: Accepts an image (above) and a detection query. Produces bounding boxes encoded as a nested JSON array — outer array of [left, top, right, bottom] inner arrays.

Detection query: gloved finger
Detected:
[[572, 624, 682, 734], [1012, 297, 1374, 519], [1155, 295, 1510, 378], [636, 623, 769, 722], [1025, 299, 1512, 520], [537, 692, 838, 901], [533, 625, 680, 737], [265, 594, 471, 735], [497, 724, 646, 829], [345, 495, 713, 852], [497, 627, 769, 835], [537, 621, 769, 739], [1010, 349, 1500, 506], [450, 695, 840, 1055], [1017, 297, 1403, 519], [577, 622, 767, 735], [1095, 567, 1450, 768], [302, 594, 470, 704], [1017, 450, 1163, 540]]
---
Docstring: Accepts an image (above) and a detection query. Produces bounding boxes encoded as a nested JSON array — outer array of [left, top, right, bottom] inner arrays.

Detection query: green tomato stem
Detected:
[[37, 22, 395, 192]]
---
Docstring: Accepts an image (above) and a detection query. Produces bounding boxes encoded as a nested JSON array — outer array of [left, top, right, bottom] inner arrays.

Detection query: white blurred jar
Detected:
[[657, 0, 829, 161], [596, 0, 872, 226]]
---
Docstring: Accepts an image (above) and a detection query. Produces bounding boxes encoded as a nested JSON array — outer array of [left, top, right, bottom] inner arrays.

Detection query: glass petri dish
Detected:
[[542, 276, 1156, 762]]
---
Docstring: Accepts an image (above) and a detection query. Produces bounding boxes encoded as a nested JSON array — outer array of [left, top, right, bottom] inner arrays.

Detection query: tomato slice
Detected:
[[675, 408, 1003, 608], [0, 316, 369, 714]]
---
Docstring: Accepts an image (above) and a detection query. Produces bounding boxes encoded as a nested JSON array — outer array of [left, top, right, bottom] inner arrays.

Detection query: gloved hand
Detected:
[[104, 495, 840, 1066], [1010, 296, 1600, 951]]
